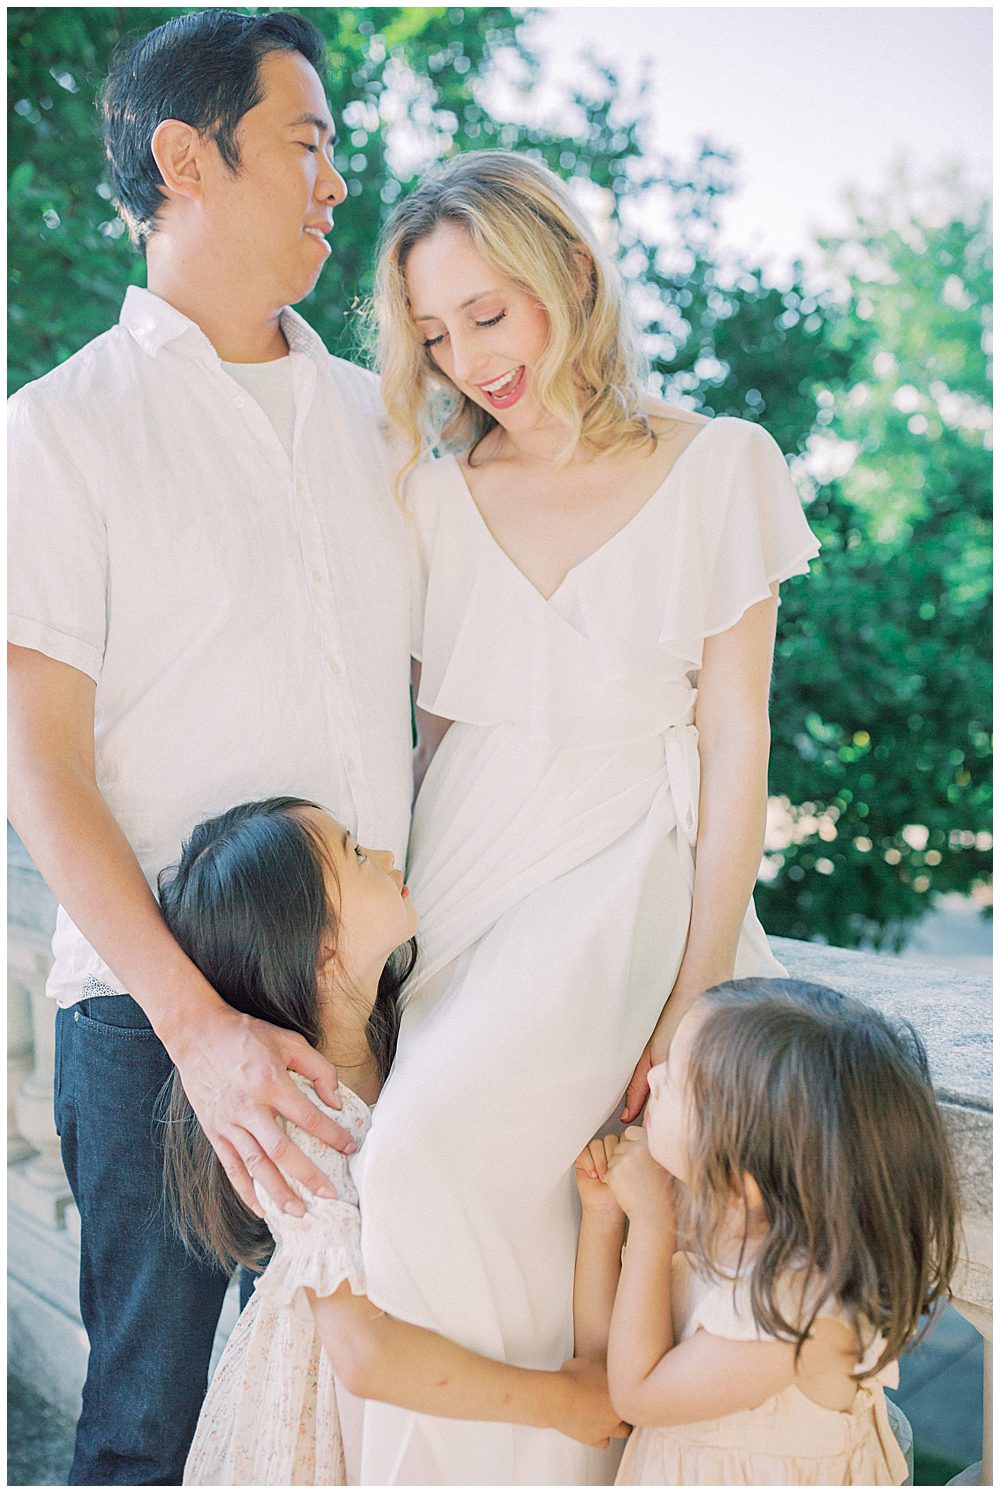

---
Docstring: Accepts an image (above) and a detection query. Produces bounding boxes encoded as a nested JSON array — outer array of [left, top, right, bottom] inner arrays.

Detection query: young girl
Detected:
[[157, 796, 626, 1485], [574, 976, 960, 1486]]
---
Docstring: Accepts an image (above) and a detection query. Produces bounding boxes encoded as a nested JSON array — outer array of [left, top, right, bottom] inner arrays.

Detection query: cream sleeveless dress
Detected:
[[354, 416, 821, 1485], [184, 1078, 370, 1486], [616, 1254, 909, 1486]]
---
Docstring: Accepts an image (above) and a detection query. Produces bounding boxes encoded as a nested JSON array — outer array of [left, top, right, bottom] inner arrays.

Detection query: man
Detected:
[[7, 12, 413, 1483]]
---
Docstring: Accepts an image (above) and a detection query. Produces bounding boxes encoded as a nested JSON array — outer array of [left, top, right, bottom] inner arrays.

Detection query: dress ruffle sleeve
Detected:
[[251, 1077, 370, 1324], [658, 418, 821, 668], [403, 456, 447, 662]]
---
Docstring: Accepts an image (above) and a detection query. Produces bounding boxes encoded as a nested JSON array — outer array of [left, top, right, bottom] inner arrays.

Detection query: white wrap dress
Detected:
[[354, 416, 820, 1485]]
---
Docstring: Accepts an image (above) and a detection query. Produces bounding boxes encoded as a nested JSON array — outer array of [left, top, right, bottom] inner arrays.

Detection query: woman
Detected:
[[353, 151, 820, 1485]]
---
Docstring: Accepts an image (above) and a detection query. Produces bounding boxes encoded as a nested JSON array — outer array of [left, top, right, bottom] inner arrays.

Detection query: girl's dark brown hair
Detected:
[[155, 796, 416, 1273], [683, 977, 960, 1374]]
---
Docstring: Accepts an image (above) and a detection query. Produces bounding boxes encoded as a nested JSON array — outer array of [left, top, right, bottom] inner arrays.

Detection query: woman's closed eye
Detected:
[[353, 843, 367, 863], [421, 310, 507, 350]]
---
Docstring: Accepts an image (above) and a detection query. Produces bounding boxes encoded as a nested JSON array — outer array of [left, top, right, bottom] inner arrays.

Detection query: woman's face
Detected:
[[644, 1004, 706, 1184], [296, 808, 418, 992], [404, 220, 551, 433]]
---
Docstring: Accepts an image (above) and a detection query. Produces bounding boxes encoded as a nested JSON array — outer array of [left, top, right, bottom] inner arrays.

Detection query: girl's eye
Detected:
[[476, 311, 506, 329], [354, 844, 367, 863], [422, 332, 445, 349]]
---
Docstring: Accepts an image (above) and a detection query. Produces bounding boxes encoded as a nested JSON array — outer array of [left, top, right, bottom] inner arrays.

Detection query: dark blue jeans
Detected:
[[55, 995, 231, 1485]]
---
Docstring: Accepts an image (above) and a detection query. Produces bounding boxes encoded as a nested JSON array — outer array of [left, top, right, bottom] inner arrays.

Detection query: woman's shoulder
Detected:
[[399, 450, 463, 516]]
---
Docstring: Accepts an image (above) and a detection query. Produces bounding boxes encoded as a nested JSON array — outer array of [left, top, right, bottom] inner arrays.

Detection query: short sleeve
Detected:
[[7, 387, 109, 682], [658, 418, 820, 667], [252, 1084, 368, 1323]]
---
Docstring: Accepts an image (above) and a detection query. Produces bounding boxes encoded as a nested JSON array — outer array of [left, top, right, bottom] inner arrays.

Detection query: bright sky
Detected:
[[520, 5, 992, 270]]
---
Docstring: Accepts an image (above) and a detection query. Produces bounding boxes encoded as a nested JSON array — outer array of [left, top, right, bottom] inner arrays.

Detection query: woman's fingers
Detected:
[[621, 1042, 652, 1122]]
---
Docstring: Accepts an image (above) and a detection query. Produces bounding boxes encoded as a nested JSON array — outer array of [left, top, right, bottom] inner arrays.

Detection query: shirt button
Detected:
[[233, 396, 246, 408], [345, 758, 357, 774], [312, 569, 323, 584], [328, 658, 340, 676]]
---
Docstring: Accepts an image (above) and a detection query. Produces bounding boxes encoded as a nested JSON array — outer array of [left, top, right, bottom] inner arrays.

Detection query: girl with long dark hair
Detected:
[[158, 797, 625, 1484]]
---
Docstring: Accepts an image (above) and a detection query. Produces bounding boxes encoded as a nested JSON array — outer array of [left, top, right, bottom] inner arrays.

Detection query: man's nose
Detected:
[[319, 162, 348, 207]]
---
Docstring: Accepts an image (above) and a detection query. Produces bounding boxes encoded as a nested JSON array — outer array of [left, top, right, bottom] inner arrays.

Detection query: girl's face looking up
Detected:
[[644, 1004, 706, 1184], [405, 221, 551, 429], [296, 808, 418, 995]]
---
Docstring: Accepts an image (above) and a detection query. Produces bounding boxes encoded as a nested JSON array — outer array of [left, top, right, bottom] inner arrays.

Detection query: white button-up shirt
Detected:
[[8, 287, 413, 1005]]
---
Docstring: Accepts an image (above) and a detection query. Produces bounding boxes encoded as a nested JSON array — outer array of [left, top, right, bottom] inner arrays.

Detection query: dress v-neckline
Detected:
[[447, 418, 717, 604]]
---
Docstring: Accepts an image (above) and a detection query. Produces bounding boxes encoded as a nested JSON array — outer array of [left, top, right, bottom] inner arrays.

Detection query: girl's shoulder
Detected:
[[285, 1072, 372, 1151], [680, 1254, 892, 1383]]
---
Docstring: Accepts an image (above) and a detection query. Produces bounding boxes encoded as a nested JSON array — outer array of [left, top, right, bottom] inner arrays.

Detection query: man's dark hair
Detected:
[[101, 9, 326, 250]]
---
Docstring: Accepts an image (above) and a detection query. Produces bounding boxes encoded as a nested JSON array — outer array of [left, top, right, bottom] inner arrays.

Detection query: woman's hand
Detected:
[[553, 1357, 631, 1447], [621, 984, 697, 1122], [605, 1127, 674, 1224], [574, 1135, 625, 1218]]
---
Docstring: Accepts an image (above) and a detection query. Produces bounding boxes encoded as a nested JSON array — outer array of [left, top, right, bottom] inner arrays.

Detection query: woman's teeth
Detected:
[[481, 368, 521, 396]]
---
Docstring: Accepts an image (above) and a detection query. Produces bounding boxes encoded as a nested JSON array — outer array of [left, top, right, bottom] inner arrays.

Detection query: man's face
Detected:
[[201, 49, 347, 309]]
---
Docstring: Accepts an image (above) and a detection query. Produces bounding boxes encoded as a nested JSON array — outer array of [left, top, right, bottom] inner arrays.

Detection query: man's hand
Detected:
[[554, 1357, 631, 1447], [168, 1005, 354, 1216]]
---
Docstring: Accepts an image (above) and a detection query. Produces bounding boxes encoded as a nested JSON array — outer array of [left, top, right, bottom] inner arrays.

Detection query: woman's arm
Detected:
[[411, 658, 453, 798], [623, 586, 778, 1117], [308, 1287, 627, 1446]]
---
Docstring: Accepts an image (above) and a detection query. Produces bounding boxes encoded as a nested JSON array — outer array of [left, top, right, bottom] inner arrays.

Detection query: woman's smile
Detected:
[[475, 365, 526, 409]]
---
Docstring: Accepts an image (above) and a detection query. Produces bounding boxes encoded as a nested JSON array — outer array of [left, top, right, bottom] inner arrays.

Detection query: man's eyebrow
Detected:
[[286, 111, 336, 137]]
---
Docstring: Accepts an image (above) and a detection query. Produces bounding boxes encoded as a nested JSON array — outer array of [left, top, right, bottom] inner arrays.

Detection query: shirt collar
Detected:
[[119, 285, 330, 366]]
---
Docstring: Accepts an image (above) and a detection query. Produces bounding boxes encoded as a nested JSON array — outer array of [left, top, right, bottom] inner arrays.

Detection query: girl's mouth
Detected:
[[477, 366, 525, 409]]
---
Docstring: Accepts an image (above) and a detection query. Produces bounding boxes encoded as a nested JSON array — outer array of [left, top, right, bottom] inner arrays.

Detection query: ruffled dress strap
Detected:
[[252, 1075, 371, 1323], [657, 416, 820, 668]]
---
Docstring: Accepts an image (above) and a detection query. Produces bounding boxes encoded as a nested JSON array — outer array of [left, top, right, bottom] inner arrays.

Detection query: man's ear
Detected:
[[150, 119, 206, 204]]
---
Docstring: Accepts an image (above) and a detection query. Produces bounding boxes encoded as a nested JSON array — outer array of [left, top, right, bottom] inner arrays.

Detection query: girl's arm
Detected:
[[603, 1134, 852, 1427], [411, 658, 453, 797], [308, 1288, 626, 1446], [573, 1138, 627, 1360], [623, 587, 778, 1118]]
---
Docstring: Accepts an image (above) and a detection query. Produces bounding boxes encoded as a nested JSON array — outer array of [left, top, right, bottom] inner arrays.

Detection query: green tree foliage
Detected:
[[755, 180, 992, 948], [7, 7, 991, 948]]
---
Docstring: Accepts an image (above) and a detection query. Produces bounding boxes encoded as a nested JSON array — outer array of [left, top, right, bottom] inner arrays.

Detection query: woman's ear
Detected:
[[570, 243, 596, 301], [150, 118, 205, 205]]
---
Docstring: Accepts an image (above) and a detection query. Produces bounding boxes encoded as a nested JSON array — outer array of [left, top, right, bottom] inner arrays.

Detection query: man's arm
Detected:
[[8, 643, 354, 1215]]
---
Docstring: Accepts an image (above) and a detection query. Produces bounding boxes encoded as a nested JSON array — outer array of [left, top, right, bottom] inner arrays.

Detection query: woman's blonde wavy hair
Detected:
[[370, 150, 655, 479]]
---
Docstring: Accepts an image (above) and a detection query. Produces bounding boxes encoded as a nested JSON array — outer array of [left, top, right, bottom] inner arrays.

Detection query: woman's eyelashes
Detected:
[[353, 842, 367, 864], [421, 309, 507, 350]]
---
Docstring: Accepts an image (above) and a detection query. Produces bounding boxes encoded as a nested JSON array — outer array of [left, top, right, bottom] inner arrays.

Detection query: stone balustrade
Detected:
[[7, 826, 992, 1481]]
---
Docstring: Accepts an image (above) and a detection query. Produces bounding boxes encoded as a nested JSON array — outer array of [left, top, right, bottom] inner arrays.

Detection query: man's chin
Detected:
[[284, 265, 327, 307]]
